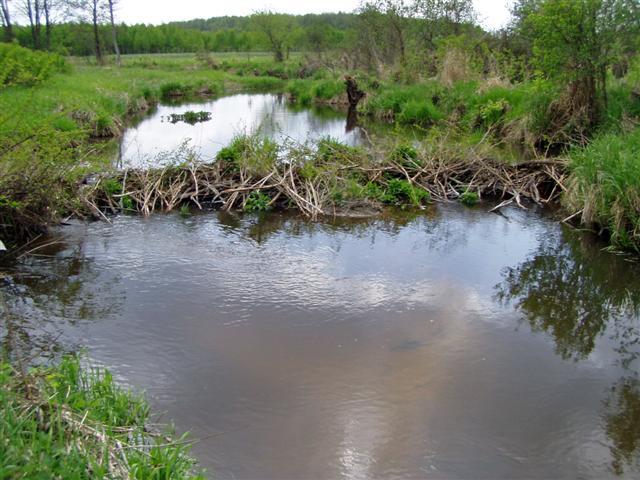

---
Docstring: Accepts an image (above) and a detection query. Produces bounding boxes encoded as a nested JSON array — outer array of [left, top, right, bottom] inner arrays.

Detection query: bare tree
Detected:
[[107, 0, 119, 65], [0, 0, 12, 42]]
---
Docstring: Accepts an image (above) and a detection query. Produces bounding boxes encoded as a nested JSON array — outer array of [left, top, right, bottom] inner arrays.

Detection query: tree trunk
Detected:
[[34, 0, 41, 49], [108, 0, 120, 66], [92, 0, 103, 65], [44, 0, 51, 50], [0, 0, 12, 42]]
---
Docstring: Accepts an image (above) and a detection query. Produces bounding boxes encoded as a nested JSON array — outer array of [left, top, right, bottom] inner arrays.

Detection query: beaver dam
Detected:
[[86, 94, 568, 221]]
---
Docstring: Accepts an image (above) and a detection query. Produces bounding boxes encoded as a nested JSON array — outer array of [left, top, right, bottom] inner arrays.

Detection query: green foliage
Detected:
[[0, 44, 68, 88], [122, 196, 135, 211], [286, 78, 344, 104], [566, 127, 640, 251], [0, 356, 204, 479], [382, 178, 430, 207], [478, 99, 510, 128], [218, 135, 278, 177], [160, 81, 189, 99], [312, 79, 344, 100], [102, 179, 122, 196], [316, 137, 363, 162], [391, 144, 419, 167], [244, 190, 272, 212], [459, 190, 480, 206], [399, 99, 444, 125]]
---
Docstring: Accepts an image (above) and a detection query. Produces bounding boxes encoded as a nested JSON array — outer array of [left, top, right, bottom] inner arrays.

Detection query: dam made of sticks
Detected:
[[83, 135, 568, 220]]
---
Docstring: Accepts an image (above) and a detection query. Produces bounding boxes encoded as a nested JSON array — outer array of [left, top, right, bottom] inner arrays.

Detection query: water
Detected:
[[119, 94, 370, 167], [4, 205, 640, 479]]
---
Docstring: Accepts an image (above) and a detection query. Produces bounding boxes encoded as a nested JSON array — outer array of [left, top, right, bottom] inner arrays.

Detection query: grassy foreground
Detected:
[[0, 355, 204, 479]]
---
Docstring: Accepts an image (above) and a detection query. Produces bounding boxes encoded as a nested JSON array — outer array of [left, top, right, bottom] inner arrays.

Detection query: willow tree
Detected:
[[525, 0, 640, 127], [250, 11, 295, 62]]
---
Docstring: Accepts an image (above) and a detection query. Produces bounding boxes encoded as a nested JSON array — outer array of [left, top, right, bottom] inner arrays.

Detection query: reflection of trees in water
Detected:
[[215, 209, 443, 246], [495, 230, 640, 361], [607, 377, 640, 475], [1, 239, 124, 362], [495, 228, 640, 475]]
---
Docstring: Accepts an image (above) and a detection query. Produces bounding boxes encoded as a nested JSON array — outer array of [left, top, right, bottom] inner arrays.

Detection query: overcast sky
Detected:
[[116, 0, 512, 30]]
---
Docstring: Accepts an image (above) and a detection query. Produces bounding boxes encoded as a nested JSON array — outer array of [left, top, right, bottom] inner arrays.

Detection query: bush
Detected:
[[0, 44, 67, 88], [382, 178, 430, 207]]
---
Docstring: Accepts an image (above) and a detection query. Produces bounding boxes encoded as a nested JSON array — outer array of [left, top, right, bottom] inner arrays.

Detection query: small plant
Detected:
[[167, 111, 212, 125], [459, 190, 480, 206], [102, 179, 122, 196], [391, 144, 419, 167], [121, 195, 135, 211], [244, 190, 271, 212], [179, 204, 192, 217]]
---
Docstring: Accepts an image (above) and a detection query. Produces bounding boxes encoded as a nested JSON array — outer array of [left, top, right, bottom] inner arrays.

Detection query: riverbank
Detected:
[[1, 50, 640, 252], [0, 355, 204, 479]]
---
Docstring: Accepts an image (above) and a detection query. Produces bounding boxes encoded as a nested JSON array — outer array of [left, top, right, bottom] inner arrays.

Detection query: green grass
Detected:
[[0, 356, 204, 479], [565, 127, 640, 251]]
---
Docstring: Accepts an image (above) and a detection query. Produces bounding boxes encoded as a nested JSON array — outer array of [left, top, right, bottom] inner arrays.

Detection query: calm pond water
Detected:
[[3, 204, 640, 479], [119, 94, 370, 167]]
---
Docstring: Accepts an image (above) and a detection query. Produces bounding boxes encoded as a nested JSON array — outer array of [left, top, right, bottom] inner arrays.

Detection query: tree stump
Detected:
[[345, 76, 365, 108]]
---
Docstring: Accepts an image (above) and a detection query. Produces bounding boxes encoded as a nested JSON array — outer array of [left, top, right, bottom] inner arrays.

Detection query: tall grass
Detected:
[[0, 356, 204, 478], [566, 127, 640, 251]]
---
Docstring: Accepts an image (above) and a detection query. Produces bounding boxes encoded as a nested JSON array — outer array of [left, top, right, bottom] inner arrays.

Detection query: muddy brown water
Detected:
[[3, 204, 640, 479]]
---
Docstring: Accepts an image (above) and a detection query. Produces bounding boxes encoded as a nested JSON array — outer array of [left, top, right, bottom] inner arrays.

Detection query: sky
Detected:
[[117, 0, 513, 31]]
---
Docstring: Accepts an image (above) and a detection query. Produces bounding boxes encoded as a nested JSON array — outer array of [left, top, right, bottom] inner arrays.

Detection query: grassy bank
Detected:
[[565, 127, 640, 251], [0, 355, 204, 479]]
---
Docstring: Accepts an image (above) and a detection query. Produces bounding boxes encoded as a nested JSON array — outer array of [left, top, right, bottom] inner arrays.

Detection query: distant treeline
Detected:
[[8, 13, 357, 56]]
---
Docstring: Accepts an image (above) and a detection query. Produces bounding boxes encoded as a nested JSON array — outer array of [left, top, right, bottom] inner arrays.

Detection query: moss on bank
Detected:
[[0, 355, 204, 479]]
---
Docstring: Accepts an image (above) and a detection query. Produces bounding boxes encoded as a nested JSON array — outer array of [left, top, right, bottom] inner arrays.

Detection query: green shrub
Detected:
[[312, 79, 344, 100], [0, 43, 67, 88], [383, 178, 430, 207]]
